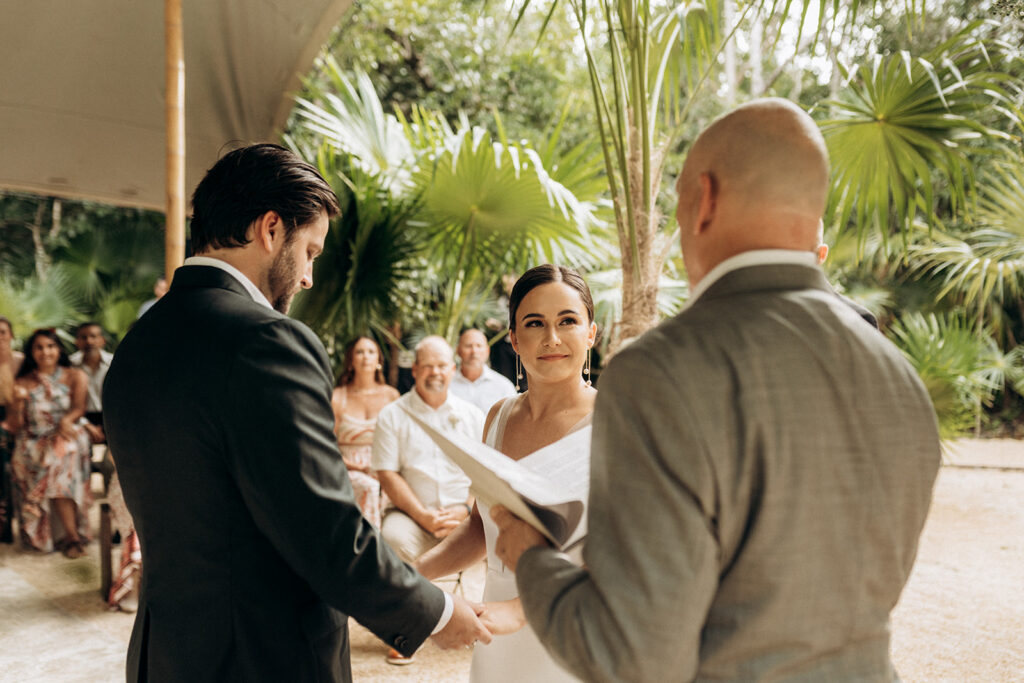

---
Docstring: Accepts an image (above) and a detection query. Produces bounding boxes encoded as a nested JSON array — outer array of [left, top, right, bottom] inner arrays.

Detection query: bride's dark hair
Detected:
[[508, 264, 594, 331]]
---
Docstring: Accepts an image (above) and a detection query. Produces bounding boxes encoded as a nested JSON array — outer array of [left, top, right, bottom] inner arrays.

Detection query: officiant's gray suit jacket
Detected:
[[516, 262, 940, 682]]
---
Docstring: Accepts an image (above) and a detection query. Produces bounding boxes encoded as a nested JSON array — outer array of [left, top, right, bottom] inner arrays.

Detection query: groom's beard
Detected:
[[267, 247, 299, 314]]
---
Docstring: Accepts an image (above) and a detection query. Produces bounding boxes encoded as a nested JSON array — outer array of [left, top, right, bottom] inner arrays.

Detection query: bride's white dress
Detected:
[[469, 395, 589, 683]]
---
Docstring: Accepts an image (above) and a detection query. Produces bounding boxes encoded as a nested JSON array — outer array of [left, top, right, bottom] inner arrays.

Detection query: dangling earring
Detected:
[[515, 354, 523, 392], [583, 347, 592, 387], [376, 363, 383, 370]]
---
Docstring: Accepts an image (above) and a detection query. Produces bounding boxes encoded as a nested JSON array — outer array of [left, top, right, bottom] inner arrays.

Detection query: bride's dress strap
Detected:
[[484, 394, 520, 450]]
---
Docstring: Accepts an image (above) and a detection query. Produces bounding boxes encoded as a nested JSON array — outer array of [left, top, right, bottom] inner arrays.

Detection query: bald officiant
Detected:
[[492, 98, 940, 681]]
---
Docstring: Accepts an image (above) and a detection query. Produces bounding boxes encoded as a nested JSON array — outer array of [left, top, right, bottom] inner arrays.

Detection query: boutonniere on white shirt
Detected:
[[447, 414, 460, 430]]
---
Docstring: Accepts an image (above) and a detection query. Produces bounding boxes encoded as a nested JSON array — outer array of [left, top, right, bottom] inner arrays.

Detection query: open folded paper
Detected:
[[405, 411, 590, 549]]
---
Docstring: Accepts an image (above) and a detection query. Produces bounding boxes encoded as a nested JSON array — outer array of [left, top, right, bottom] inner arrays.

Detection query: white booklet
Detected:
[[405, 411, 591, 549]]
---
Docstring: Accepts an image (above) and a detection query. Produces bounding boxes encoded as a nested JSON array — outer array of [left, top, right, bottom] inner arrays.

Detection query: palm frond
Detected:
[[0, 265, 85, 340], [905, 229, 1024, 339], [977, 158, 1024, 237], [821, 21, 1022, 243], [888, 311, 1006, 437]]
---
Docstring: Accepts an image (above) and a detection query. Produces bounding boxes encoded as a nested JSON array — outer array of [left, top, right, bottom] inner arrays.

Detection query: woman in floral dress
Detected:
[[7, 328, 92, 557], [330, 336, 399, 528]]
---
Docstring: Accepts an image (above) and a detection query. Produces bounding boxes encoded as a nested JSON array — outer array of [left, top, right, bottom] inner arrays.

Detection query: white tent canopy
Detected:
[[0, 0, 352, 212]]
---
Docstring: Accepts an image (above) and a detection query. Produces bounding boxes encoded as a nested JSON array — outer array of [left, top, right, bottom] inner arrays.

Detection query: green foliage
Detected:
[[820, 21, 1022, 244], [0, 266, 84, 344], [320, 0, 593, 151], [889, 311, 1006, 437], [976, 159, 1024, 236], [289, 157, 424, 364], [289, 61, 608, 351], [906, 228, 1024, 340], [0, 192, 164, 343]]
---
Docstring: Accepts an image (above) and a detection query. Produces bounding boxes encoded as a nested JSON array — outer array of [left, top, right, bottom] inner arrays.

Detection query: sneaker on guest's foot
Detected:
[[386, 648, 414, 666]]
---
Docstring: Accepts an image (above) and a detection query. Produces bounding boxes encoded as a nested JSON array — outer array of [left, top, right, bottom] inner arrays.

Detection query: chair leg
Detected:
[[99, 501, 112, 599]]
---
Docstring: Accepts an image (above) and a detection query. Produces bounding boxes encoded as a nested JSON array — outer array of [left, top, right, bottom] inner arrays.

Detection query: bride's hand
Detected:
[[478, 598, 527, 635]]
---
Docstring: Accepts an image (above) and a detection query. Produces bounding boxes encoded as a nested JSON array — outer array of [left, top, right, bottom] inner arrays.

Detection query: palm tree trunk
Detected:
[[30, 200, 49, 281], [613, 121, 667, 351]]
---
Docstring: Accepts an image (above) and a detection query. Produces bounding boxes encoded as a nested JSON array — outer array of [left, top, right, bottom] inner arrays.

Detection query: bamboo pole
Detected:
[[164, 0, 186, 283]]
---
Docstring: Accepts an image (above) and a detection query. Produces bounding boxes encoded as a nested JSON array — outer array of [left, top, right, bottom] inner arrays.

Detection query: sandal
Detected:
[[62, 541, 84, 559]]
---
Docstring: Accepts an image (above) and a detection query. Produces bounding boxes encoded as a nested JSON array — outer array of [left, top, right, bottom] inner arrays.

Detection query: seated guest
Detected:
[[8, 328, 92, 557], [330, 335, 400, 528], [0, 316, 25, 543], [450, 328, 517, 414], [136, 276, 168, 319], [70, 322, 140, 610], [69, 321, 113, 433], [372, 336, 483, 561], [371, 334, 484, 665]]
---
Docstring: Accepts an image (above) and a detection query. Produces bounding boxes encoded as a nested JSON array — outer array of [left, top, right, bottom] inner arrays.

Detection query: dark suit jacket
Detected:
[[104, 265, 444, 682], [517, 262, 939, 681]]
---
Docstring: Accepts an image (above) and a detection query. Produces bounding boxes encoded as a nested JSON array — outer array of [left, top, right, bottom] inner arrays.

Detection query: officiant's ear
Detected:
[[252, 210, 285, 254], [695, 172, 717, 235]]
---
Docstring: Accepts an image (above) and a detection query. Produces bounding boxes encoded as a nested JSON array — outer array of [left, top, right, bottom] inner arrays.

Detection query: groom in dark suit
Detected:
[[104, 144, 490, 682]]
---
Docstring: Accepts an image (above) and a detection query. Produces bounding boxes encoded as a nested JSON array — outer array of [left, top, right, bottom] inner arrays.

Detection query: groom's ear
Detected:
[[251, 211, 284, 254]]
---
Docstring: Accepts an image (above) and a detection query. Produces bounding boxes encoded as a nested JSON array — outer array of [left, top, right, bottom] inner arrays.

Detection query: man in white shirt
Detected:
[[372, 335, 484, 563], [69, 322, 113, 438], [449, 328, 517, 414]]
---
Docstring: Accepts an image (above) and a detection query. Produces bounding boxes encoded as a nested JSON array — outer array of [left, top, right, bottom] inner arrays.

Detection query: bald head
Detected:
[[413, 335, 456, 406], [676, 98, 831, 284], [414, 335, 452, 362]]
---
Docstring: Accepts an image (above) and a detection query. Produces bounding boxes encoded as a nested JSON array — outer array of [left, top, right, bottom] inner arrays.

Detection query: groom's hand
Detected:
[[491, 505, 549, 572], [431, 594, 492, 649]]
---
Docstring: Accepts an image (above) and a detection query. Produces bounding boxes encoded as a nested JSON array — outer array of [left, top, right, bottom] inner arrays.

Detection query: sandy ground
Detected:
[[1, 439, 1022, 681], [890, 467, 1024, 681]]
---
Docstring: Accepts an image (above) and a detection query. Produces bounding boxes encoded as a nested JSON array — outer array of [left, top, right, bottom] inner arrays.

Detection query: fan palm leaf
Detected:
[[289, 151, 425, 362], [905, 229, 1024, 342], [977, 158, 1024, 237], [0, 265, 84, 342], [292, 57, 414, 191], [888, 311, 1005, 437], [820, 22, 1021, 243]]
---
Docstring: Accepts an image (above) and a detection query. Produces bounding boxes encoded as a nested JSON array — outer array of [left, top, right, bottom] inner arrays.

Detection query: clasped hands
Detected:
[[431, 588, 528, 651], [417, 505, 470, 539], [431, 506, 548, 650], [431, 593, 492, 649]]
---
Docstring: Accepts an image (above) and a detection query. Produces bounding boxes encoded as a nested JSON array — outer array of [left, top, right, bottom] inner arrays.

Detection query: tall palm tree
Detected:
[[511, 2, 1022, 346]]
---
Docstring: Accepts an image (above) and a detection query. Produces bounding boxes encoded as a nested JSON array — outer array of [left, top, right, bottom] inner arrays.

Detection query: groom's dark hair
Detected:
[[189, 143, 340, 254]]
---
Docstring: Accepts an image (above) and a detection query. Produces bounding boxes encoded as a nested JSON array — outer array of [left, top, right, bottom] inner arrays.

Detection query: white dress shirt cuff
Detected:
[[431, 592, 454, 634]]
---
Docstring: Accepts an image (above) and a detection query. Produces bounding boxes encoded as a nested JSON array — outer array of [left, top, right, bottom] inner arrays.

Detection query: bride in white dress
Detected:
[[415, 264, 597, 682]]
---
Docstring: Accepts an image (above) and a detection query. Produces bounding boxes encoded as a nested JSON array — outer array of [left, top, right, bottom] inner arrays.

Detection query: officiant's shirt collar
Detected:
[[184, 256, 274, 309], [687, 249, 818, 308]]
